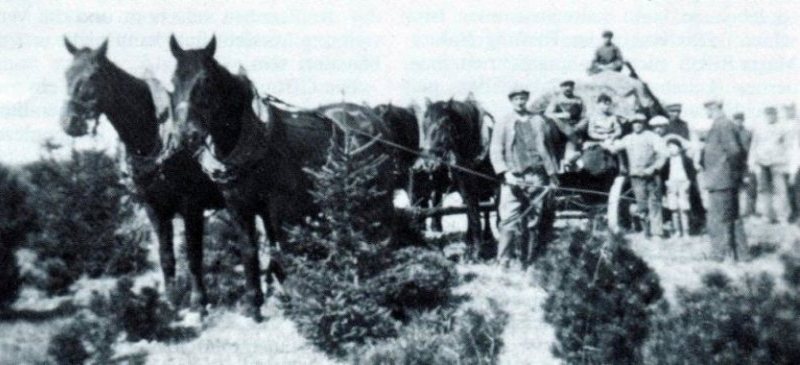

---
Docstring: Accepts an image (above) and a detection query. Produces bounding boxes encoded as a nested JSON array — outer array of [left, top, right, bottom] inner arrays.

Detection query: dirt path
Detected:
[[457, 264, 558, 365]]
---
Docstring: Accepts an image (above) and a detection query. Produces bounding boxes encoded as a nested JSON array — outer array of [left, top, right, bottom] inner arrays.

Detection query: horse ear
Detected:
[[424, 98, 432, 108], [205, 35, 216, 57], [169, 34, 183, 58], [238, 65, 248, 76], [64, 36, 78, 55], [95, 38, 108, 58], [447, 98, 454, 108]]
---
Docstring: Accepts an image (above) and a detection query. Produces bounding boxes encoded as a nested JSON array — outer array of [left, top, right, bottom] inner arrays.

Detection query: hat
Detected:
[[597, 93, 613, 103], [508, 87, 529, 99], [732, 112, 744, 120], [703, 100, 723, 109], [765, 106, 778, 115], [665, 137, 683, 149], [630, 113, 647, 123], [560, 80, 575, 87], [602, 30, 613, 38], [665, 103, 682, 112], [649, 115, 669, 126]]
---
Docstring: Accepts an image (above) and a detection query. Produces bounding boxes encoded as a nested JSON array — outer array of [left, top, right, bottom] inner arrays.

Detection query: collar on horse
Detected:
[[118, 75, 172, 195], [197, 84, 274, 185]]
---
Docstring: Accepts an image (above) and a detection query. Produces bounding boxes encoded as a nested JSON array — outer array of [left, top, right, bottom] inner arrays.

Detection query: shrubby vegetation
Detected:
[[645, 249, 800, 364], [281, 136, 507, 362], [535, 229, 663, 364], [0, 163, 35, 308], [47, 277, 195, 365], [23, 150, 149, 294]]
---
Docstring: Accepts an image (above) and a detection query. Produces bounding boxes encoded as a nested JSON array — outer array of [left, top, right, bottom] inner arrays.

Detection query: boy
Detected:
[[587, 93, 623, 142], [606, 114, 667, 237]]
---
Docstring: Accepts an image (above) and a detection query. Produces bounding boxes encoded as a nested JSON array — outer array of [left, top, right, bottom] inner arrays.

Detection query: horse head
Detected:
[[60, 37, 108, 137], [421, 99, 460, 169], [169, 35, 249, 156]]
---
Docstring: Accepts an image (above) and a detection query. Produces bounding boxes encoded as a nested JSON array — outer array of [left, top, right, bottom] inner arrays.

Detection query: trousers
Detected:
[[630, 175, 663, 236], [707, 188, 747, 261], [497, 169, 554, 266]]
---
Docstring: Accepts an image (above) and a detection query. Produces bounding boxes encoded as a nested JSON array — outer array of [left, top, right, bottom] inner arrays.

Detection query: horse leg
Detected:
[[430, 172, 446, 232], [459, 181, 482, 262], [232, 210, 263, 322], [184, 207, 208, 315], [146, 208, 178, 305], [262, 207, 287, 299]]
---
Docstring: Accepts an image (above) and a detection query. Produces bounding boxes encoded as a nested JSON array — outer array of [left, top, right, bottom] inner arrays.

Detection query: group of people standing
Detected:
[[486, 31, 798, 266]]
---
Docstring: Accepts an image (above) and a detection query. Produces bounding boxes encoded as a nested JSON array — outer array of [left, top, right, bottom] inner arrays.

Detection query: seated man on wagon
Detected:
[[545, 80, 587, 172], [586, 93, 623, 143]]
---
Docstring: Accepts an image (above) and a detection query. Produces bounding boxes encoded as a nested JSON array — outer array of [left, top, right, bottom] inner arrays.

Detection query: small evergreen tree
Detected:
[[282, 134, 458, 358], [537, 229, 663, 364], [24, 149, 149, 294], [0, 164, 35, 308]]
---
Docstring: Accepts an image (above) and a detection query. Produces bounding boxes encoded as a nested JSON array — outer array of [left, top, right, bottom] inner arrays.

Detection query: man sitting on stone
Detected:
[[588, 30, 625, 75]]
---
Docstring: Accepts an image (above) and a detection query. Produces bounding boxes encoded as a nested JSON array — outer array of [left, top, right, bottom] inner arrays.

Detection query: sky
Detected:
[[0, 0, 797, 164]]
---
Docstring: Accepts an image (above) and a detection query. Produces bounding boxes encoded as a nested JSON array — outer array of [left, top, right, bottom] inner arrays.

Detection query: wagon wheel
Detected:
[[607, 175, 635, 233]]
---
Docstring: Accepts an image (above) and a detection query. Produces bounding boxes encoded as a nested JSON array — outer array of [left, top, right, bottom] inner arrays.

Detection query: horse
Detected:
[[60, 38, 225, 314], [165, 36, 396, 320], [421, 99, 499, 260], [374, 103, 452, 232]]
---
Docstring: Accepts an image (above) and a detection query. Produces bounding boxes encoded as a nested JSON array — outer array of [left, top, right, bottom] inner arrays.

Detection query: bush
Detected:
[[358, 299, 509, 365], [24, 150, 149, 294], [282, 136, 461, 358], [47, 277, 196, 364], [536, 229, 663, 364], [0, 164, 35, 308], [645, 253, 800, 364]]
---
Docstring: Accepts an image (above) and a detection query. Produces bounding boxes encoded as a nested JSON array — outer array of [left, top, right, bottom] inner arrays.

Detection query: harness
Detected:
[[118, 76, 171, 197]]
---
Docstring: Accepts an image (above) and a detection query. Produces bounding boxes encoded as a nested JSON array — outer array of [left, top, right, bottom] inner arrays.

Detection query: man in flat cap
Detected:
[[545, 80, 587, 171], [588, 30, 624, 75], [749, 106, 792, 224], [701, 100, 747, 261], [491, 87, 559, 268], [664, 103, 691, 140], [606, 114, 668, 237]]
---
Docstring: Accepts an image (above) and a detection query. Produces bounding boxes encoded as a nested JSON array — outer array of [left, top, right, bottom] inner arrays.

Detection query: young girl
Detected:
[[663, 139, 695, 237]]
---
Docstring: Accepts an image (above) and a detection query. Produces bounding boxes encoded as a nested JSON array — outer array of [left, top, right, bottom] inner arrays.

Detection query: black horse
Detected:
[[374, 103, 452, 232], [421, 99, 499, 260], [60, 38, 225, 313], [166, 36, 396, 320]]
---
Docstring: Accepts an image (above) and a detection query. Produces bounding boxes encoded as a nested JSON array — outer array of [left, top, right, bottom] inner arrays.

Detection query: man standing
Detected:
[[664, 103, 691, 140], [545, 80, 586, 171], [491, 88, 559, 268], [732, 112, 757, 217], [749, 106, 791, 224], [702, 100, 747, 261], [783, 103, 800, 223], [588, 30, 624, 74], [607, 115, 667, 238]]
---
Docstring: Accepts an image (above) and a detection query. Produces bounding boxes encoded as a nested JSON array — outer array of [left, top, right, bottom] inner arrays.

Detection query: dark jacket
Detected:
[[702, 116, 746, 190]]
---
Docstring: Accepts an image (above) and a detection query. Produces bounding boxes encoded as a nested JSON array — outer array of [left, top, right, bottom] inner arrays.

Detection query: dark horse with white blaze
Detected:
[[60, 39, 225, 313], [166, 36, 398, 321], [422, 99, 499, 260]]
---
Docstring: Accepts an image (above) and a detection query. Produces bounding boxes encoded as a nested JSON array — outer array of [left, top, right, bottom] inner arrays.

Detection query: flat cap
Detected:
[[764, 106, 778, 114], [602, 30, 613, 37], [703, 100, 723, 108], [665, 103, 682, 111], [649, 115, 669, 126], [732, 112, 744, 120], [508, 88, 529, 99], [560, 80, 575, 87]]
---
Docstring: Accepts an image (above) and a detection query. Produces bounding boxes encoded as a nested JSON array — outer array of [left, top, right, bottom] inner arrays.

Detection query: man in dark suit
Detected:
[[701, 100, 747, 261]]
